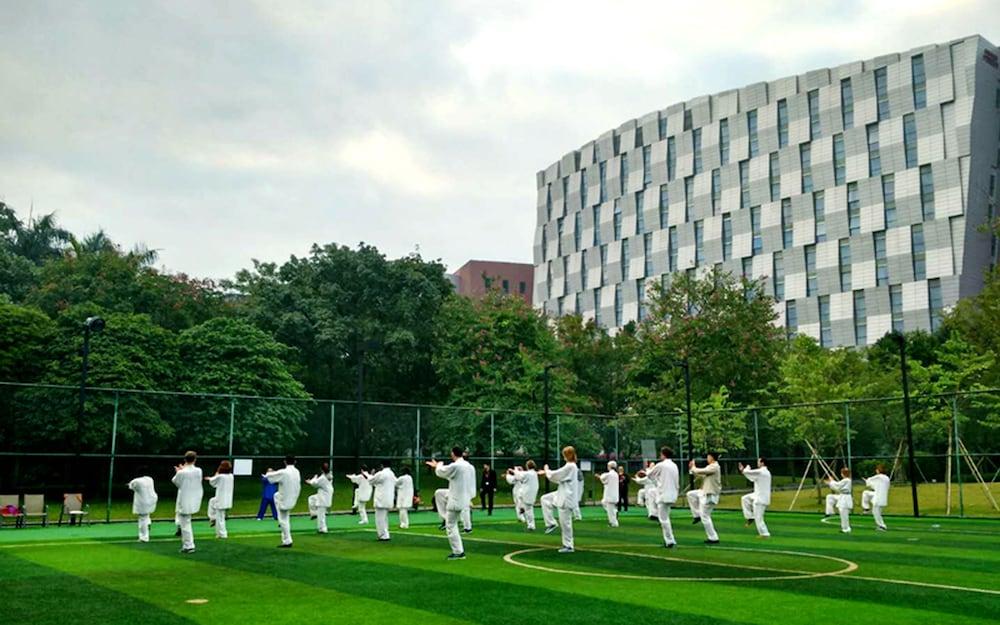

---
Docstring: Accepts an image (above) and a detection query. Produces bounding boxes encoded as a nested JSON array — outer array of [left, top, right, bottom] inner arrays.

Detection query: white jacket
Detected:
[[864, 474, 890, 507], [599, 470, 618, 504], [515, 469, 539, 505], [434, 458, 476, 512], [646, 459, 679, 504], [828, 477, 853, 510], [369, 467, 398, 509], [544, 461, 578, 509], [306, 473, 334, 508], [266, 466, 301, 511], [505, 471, 522, 501], [128, 476, 158, 515], [208, 473, 234, 510], [741, 466, 772, 506], [172, 464, 203, 515], [347, 473, 373, 502], [395, 474, 414, 509]]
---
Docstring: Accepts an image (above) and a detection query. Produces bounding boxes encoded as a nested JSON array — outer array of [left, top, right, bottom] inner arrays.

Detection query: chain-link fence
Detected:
[[1, 381, 998, 523]]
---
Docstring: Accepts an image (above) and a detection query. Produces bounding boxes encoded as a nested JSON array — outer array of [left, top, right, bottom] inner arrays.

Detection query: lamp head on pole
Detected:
[[84, 316, 106, 333]]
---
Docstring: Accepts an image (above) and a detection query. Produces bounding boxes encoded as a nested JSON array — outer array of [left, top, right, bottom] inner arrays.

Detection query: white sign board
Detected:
[[233, 458, 254, 476], [641, 439, 657, 461], [580, 460, 592, 471]]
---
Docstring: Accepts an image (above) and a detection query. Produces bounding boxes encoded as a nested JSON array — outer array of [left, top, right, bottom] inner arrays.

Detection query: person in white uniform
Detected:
[[266, 455, 302, 548], [646, 447, 679, 548], [369, 460, 397, 541], [687, 452, 722, 544], [505, 466, 524, 521], [395, 467, 414, 529], [739, 457, 771, 538], [435, 488, 472, 532], [508, 460, 538, 530], [347, 467, 373, 525], [633, 462, 660, 520], [127, 472, 158, 543], [573, 465, 585, 520], [539, 446, 579, 553], [172, 451, 204, 553], [306, 462, 334, 534], [207, 460, 234, 539], [861, 463, 890, 531], [598, 461, 620, 527], [826, 467, 854, 533], [427, 446, 476, 560]]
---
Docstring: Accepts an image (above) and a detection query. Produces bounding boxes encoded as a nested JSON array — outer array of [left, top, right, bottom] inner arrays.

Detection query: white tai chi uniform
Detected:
[[172, 464, 203, 552], [395, 474, 414, 529], [541, 461, 578, 550], [634, 474, 660, 519], [369, 467, 397, 540], [434, 488, 472, 530], [646, 459, 679, 546], [306, 473, 334, 533], [687, 461, 721, 542], [506, 471, 523, 520], [127, 476, 158, 543], [827, 477, 853, 533], [512, 468, 538, 530], [266, 466, 302, 546], [434, 458, 476, 555], [207, 473, 234, 538], [598, 470, 619, 527], [862, 474, 890, 530], [573, 468, 585, 520], [348, 473, 373, 524], [740, 466, 771, 537]]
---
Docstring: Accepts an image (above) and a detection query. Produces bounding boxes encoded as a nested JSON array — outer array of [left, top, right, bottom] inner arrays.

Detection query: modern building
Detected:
[[533, 34, 1000, 346], [451, 260, 534, 304]]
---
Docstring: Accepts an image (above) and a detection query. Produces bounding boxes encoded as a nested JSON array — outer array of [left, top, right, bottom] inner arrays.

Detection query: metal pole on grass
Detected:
[[415, 407, 421, 492], [893, 332, 920, 517], [614, 421, 619, 460], [844, 402, 852, 473], [753, 409, 760, 459], [952, 396, 964, 517], [105, 392, 118, 523], [543, 365, 553, 492], [556, 414, 561, 458], [329, 403, 336, 469], [490, 413, 495, 468], [228, 398, 236, 458], [675, 359, 695, 491]]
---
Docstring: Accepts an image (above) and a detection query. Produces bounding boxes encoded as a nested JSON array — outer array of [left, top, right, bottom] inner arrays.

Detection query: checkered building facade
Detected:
[[533, 35, 1000, 347]]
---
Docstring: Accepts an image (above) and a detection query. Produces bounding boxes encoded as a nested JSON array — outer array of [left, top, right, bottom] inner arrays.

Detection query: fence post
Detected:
[[556, 414, 561, 456], [228, 398, 236, 458], [328, 403, 335, 469], [415, 407, 421, 493], [490, 413, 495, 468], [753, 409, 760, 459], [105, 392, 119, 523], [844, 402, 852, 473], [614, 421, 620, 460], [952, 396, 964, 518]]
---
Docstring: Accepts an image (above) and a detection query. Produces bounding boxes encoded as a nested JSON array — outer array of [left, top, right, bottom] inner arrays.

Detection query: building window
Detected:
[[777, 99, 789, 148], [694, 220, 705, 266], [751, 206, 763, 254], [684, 177, 694, 221], [773, 251, 785, 301], [556, 217, 564, 256], [545, 184, 552, 221], [620, 153, 629, 195], [786, 300, 798, 339], [819, 295, 832, 347], [711, 169, 721, 215], [912, 224, 926, 280], [562, 257, 568, 296], [684, 109, 693, 131], [874, 231, 889, 286], [920, 165, 935, 220], [928, 278, 943, 331], [866, 123, 881, 176], [841, 77, 854, 129], [643, 233, 653, 277], [739, 160, 750, 209], [504, 279, 511, 293], [562, 177, 568, 213], [853, 290, 867, 346], [637, 278, 647, 321], [519, 281, 526, 294], [658, 185, 669, 229], [636, 192, 645, 234], [581, 250, 588, 288], [848, 182, 861, 235], [904, 114, 918, 168], [594, 141, 601, 163], [839, 239, 852, 291], [580, 168, 588, 208], [747, 110, 759, 157], [890, 284, 903, 332], [621, 238, 630, 279], [912, 54, 927, 110], [782, 198, 793, 249], [594, 288, 602, 327], [667, 136, 676, 181], [807, 90, 820, 140], [833, 133, 846, 185], [814, 191, 826, 243], [883, 174, 897, 228], [719, 118, 730, 164], [658, 116, 667, 141], [722, 213, 733, 261], [592, 206, 601, 246], [642, 145, 652, 186], [875, 66, 890, 121], [574, 211, 582, 251], [805, 244, 817, 296], [800, 143, 813, 193], [574, 292, 580, 315], [541, 228, 547, 261], [600, 244, 608, 286], [692, 128, 703, 175], [614, 284, 623, 326], [613, 200, 622, 240], [599, 161, 607, 202], [668, 226, 678, 272], [544, 263, 551, 300], [769, 152, 780, 202]]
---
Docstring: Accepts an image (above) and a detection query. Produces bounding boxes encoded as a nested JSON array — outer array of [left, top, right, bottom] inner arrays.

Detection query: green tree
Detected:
[[0, 202, 72, 265], [0, 303, 55, 383]]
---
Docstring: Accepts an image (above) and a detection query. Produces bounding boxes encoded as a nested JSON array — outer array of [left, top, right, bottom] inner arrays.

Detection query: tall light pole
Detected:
[[353, 338, 380, 467], [674, 359, 694, 490], [542, 364, 555, 492], [892, 332, 920, 517], [76, 316, 105, 455]]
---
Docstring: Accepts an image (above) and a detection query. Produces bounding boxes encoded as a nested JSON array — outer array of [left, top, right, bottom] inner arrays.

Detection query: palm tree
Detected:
[[0, 202, 73, 264]]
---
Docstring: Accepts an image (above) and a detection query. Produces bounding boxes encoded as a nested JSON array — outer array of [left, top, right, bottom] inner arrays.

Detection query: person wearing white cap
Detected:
[[598, 461, 620, 527]]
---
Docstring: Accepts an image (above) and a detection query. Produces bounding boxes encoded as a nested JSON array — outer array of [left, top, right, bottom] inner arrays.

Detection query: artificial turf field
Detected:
[[2, 508, 998, 625]]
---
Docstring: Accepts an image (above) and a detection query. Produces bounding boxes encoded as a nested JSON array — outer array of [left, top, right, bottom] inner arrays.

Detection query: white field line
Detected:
[[817, 515, 1000, 536]]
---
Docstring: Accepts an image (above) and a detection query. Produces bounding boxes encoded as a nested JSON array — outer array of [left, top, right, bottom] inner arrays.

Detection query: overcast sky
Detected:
[[1, 1, 997, 279]]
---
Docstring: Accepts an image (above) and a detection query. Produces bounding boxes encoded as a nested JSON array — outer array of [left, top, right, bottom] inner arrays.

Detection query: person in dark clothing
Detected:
[[257, 472, 279, 520], [480, 464, 497, 515], [617, 465, 630, 512]]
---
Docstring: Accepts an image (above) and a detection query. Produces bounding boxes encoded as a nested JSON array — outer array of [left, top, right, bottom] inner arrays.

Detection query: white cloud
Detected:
[[336, 128, 452, 197]]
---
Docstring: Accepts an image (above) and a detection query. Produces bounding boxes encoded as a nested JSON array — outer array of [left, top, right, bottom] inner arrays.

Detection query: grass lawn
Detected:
[[1, 504, 998, 624]]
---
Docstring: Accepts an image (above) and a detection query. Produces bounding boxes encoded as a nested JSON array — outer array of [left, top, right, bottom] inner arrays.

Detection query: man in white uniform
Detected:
[[573, 465, 585, 520], [127, 472, 158, 543], [306, 463, 334, 533], [646, 447, 679, 548], [435, 488, 472, 532], [427, 446, 476, 560], [687, 452, 722, 544], [266, 455, 302, 548], [739, 457, 771, 538], [369, 460, 397, 541], [539, 446, 579, 553], [347, 467, 373, 525], [598, 461, 620, 527], [509, 460, 539, 530], [633, 461, 660, 520], [207, 460, 234, 539], [826, 467, 854, 533], [395, 467, 414, 529], [172, 451, 203, 553], [861, 463, 890, 531]]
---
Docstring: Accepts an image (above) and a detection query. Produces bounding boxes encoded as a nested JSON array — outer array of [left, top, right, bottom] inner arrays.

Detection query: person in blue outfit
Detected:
[[257, 471, 278, 520]]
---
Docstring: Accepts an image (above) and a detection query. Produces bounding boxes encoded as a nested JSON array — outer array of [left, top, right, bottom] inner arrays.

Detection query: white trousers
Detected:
[[861, 491, 886, 527], [357, 500, 369, 524], [646, 493, 659, 519], [435, 490, 471, 529], [657, 502, 675, 545], [861, 490, 874, 510], [839, 506, 851, 532], [825, 494, 839, 516], [603, 502, 619, 527], [136, 514, 150, 542], [637, 488, 646, 506], [399, 507, 410, 528], [445, 509, 465, 555], [740, 493, 769, 537], [177, 513, 194, 551], [208, 498, 229, 538], [375, 508, 391, 539], [308, 494, 328, 532], [686, 489, 719, 541], [278, 508, 292, 545], [540, 492, 574, 549]]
